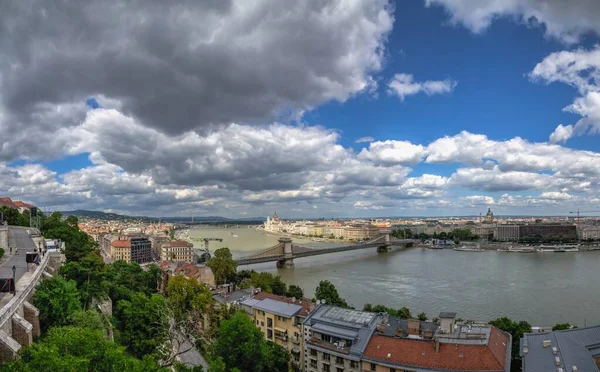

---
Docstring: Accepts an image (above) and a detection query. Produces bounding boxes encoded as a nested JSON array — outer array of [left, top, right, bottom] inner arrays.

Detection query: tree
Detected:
[[0, 247, 4, 259], [489, 317, 532, 372], [243, 272, 287, 295], [41, 212, 97, 262], [417, 312, 427, 321], [314, 280, 349, 308], [4, 326, 164, 372], [166, 275, 213, 328], [114, 293, 168, 359], [260, 340, 290, 372], [552, 323, 576, 331], [70, 310, 106, 332], [211, 312, 265, 372], [207, 247, 237, 285], [397, 306, 411, 320], [32, 276, 82, 332], [286, 284, 304, 299], [59, 251, 109, 308]]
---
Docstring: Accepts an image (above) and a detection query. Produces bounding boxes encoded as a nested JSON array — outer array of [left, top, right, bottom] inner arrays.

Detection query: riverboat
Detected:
[[453, 246, 485, 252]]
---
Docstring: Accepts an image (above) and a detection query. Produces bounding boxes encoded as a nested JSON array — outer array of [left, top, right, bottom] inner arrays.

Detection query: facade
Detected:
[[110, 240, 131, 262], [471, 224, 495, 239], [521, 325, 600, 372], [129, 236, 153, 264], [579, 226, 600, 240], [520, 224, 577, 241], [160, 240, 194, 262], [302, 305, 383, 372], [345, 225, 380, 240], [362, 312, 511, 372], [494, 225, 520, 241]]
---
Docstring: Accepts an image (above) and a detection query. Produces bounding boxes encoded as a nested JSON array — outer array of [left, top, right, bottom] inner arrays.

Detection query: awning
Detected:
[[274, 327, 287, 333]]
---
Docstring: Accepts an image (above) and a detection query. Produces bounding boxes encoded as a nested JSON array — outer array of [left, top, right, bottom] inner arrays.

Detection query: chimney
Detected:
[[434, 338, 440, 353]]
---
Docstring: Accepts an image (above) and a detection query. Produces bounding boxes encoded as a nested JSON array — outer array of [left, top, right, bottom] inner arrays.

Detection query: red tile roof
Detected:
[[111, 240, 131, 248], [363, 331, 509, 372], [162, 240, 193, 247], [253, 292, 314, 317]]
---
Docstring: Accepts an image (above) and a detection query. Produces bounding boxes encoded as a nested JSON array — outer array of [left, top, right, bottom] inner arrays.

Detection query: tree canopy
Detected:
[[286, 284, 304, 299], [41, 212, 97, 261], [32, 276, 82, 332], [314, 280, 350, 308], [207, 247, 237, 285], [489, 316, 532, 372]]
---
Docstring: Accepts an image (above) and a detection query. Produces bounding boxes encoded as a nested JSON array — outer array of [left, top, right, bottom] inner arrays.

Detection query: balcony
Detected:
[[292, 335, 300, 344], [306, 336, 350, 355]]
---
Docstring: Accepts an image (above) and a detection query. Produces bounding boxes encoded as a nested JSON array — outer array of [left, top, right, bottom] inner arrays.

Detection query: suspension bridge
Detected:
[[235, 231, 416, 268]]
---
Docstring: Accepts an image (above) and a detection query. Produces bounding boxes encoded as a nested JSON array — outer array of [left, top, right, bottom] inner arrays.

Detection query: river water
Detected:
[[189, 226, 600, 327]]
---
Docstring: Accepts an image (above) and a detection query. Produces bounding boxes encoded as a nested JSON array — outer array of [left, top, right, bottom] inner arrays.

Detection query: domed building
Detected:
[[484, 208, 494, 224]]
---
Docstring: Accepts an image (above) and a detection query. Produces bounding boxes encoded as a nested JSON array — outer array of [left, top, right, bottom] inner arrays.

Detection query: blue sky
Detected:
[[2, 0, 600, 217]]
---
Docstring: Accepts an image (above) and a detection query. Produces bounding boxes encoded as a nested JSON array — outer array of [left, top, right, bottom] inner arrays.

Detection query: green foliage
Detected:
[[114, 292, 168, 359], [243, 271, 287, 295], [417, 312, 428, 321], [489, 316, 532, 372], [106, 261, 161, 306], [314, 280, 350, 308], [286, 284, 304, 299], [166, 275, 213, 325], [59, 251, 109, 307], [0, 206, 31, 227], [207, 247, 237, 285], [41, 212, 97, 261], [552, 323, 577, 331], [70, 310, 106, 332], [4, 326, 164, 372], [398, 306, 411, 319], [363, 303, 398, 317], [0, 247, 4, 259], [210, 312, 288, 372], [33, 276, 82, 332]]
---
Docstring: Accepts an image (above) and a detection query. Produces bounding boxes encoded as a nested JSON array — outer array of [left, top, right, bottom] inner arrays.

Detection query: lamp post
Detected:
[[12, 265, 16, 295]]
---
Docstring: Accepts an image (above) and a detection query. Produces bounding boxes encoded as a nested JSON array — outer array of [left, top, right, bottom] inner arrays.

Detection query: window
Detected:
[[321, 334, 331, 342], [310, 359, 317, 368], [371, 363, 377, 371], [322, 353, 330, 362], [261, 321, 264, 327], [336, 357, 343, 365], [267, 329, 273, 339], [267, 318, 273, 328], [310, 349, 317, 357], [323, 364, 330, 372], [350, 360, 358, 369], [256, 320, 259, 325], [337, 368, 344, 372], [390, 369, 396, 372]]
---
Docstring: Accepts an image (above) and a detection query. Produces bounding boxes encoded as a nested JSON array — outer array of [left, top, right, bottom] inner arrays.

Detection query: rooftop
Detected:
[[162, 240, 193, 247], [440, 312, 457, 319], [212, 289, 251, 304], [252, 291, 314, 317], [111, 240, 131, 248], [521, 325, 600, 372], [251, 298, 303, 318], [364, 328, 510, 372]]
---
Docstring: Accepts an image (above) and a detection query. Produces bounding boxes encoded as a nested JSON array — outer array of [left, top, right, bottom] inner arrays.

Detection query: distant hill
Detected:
[[60, 209, 265, 222]]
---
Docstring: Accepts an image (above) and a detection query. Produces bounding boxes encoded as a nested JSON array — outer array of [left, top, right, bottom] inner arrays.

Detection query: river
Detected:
[[188, 226, 600, 327]]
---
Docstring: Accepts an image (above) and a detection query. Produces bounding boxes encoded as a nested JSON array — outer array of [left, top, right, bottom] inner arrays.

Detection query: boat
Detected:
[[453, 246, 485, 252], [507, 245, 537, 253], [231, 233, 239, 238], [539, 246, 579, 252]]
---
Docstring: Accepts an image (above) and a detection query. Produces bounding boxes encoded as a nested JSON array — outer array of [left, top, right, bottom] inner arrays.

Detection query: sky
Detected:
[[2, 0, 600, 218]]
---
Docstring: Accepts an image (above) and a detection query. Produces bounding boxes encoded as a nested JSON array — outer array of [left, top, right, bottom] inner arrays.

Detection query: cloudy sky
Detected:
[[2, 0, 600, 218]]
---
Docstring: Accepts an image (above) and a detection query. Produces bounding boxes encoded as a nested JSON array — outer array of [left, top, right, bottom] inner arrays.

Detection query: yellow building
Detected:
[[242, 293, 314, 370], [110, 240, 131, 262], [160, 240, 194, 262], [311, 226, 324, 236]]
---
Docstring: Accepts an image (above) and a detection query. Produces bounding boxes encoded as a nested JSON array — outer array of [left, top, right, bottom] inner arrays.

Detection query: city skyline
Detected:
[[2, 1, 600, 218]]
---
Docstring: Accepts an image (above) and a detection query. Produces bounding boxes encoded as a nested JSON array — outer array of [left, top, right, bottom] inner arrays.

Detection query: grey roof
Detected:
[[303, 304, 383, 357], [252, 298, 303, 318], [439, 312, 457, 318], [521, 325, 600, 372], [380, 316, 439, 338], [240, 298, 261, 308], [212, 290, 250, 304]]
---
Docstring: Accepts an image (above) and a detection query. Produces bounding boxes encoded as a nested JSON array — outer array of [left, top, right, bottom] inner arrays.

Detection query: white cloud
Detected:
[[425, 0, 600, 44], [387, 73, 457, 101], [355, 136, 375, 143], [358, 140, 426, 165], [540, 191, 573, 200], [529, 47, 600, 142], [463, 195, 495, 206]]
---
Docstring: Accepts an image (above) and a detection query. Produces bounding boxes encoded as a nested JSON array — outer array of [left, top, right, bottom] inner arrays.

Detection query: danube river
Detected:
[[189, 226, 600, 327]]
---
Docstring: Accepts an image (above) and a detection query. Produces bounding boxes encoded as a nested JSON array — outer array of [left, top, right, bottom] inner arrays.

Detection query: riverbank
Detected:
[[256, 226, 351, 244]]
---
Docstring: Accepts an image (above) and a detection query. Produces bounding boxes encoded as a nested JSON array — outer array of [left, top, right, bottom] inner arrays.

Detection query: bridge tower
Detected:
[[276, 237, 294, 268], [376, 230, 392, 252]]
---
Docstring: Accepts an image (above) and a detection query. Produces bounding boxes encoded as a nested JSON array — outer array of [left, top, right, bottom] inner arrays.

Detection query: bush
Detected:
[[0, 247, 4, 259]]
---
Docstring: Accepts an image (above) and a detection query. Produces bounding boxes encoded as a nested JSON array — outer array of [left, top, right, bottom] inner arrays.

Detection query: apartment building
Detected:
[[345, 225, 381, 241], [362, 312, 511, 372], [160, 240, 194, 262], [579, 225, 600, 240], [302, 305, 383, 372], [110, 240, 131, 262], [521, 325, 600, 372], [158, 261, 216, 292], [494, 224, 520, 241], [105, 234, 153, 263]]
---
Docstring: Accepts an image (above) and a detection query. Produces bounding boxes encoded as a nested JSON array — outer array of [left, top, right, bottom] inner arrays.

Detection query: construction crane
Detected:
[[188, 237, 223, 259], [569, 209, 600, 225]]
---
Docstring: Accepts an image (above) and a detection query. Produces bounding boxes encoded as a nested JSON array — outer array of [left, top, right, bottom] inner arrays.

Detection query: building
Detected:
[[110, 240, 131, 262], [344, 224, 381, 241], [129, 235, 153, 264], [494, 225, 520, 242], [484, 208, 495, 223], [302, 304, 383, 372], [241, 292, 315, 370], [158, 261, 216, 292], [471, 224, 495, 239], [520, 325, 600, 372], [520, 223, 577, 241], [362, 312, 511, 372], [160, 240, 194, 262], [579, 226, 600, 240]]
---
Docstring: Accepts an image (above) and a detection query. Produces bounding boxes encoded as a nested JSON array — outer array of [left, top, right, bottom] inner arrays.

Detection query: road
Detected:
[[0, 227, 39, 285], [174, 329, 208, 370]]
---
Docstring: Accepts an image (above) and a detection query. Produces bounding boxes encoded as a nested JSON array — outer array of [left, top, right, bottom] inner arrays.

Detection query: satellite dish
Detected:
[[321, 299, 326, 304], [316, 300, 321, 305]]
